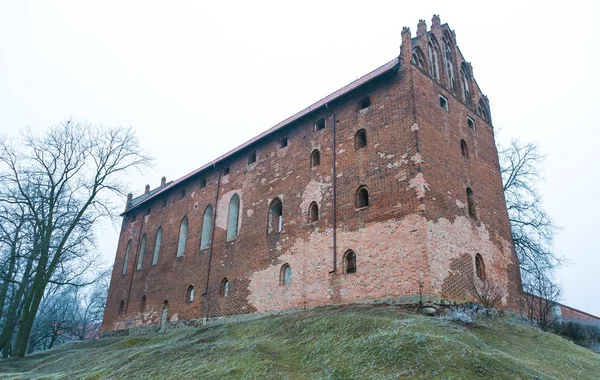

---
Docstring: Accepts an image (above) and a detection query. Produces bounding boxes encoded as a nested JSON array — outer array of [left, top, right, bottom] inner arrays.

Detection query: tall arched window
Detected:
[[186, 285, 194, 302], [227, 195, 240, 241], [475, 254, 486, 279], [176, 216, 188, 257], [355, 129, 367, 150], [200, 205, 214, 250], [220, 278, 230, 297], [280, 264, 291, 285], [411, 47, 426, 69], [427, 36, 441, 80], [122, 240, 131, 275], [152, 227, 162, 265], [356, 186, 369, 208], [442, 33, 456, 92], [137, 234, 147, 270], [311, 149, 321, 168], [308, 202, 319, 223], [460, 139, 469, 158], [268, 198, 283, 234], [344, 250, 357, 274], [460, 62, 471, 105], [466, 187, 477, 219], [140, 295, 147, 312], [478, 99, 490, 122]]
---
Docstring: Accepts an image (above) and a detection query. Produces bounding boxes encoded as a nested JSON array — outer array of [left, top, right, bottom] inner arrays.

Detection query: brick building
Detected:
[[102, 15, 524, 332]]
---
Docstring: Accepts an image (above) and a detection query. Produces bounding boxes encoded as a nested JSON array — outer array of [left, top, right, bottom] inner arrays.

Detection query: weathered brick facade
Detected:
[[102, 15, 523, 332]]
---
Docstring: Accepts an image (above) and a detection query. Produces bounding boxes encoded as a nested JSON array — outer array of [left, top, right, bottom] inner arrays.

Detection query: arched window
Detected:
[[478, 99, 490, 122], [187, 285, 194, 302], [137, 234, 147, 270], [268, 198, 283, 234], [460, 139, 469, 158], [140, 295, 147, 312], [427, 36, 441, 80], [122, 240, 131, 275], [466, 187, 477, 219], [227, 195, 240, 241], [280, 264, 291, 285], [411, 47, 426, 69], [356, 186, 369, 208], [176, 216, 188, 257], [152, 227, 162, 265], [119, 300, 125, 314], [308, 202, 319, 223], [355, 129, 367, 150], [442, 32, 456, 92], [475, 254, 486, 279], [311, 149, 320, 168], [460, 62, 471, 105], [220, 278, 230, 297], [200, 205, 214, 250], [344, 250, 357, 274]]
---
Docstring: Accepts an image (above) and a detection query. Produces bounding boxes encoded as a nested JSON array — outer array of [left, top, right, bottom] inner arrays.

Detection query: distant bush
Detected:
[[442, 303, 485, 325], [553, 319, 600, 351]]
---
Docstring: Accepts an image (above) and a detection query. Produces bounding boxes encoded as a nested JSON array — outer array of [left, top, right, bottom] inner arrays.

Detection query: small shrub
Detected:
[[553, 319, 600, 350], [442, 303, 483, 325]]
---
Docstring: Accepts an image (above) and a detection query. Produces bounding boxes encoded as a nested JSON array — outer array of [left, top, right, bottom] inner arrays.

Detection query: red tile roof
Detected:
[[125, 57, 400, 214]]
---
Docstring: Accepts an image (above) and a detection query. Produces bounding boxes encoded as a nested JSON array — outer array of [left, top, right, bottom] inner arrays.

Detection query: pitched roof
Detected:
[[124, 57, 401, 214]]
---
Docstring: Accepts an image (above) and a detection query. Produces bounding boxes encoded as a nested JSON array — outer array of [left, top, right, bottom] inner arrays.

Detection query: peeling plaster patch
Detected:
[[456, 200, 465, 209], [337, 173, 343, 178], [386, 154, 395, 159], [408, 173, 430, 198], [299, 179, 331, 213], [170, 313, 179, 322], [337, 149, 346, 154], [191, 191, 197, 198], [221, 175, 230, 185], [247, 209, 254, 217], [386, 162, 399, 169], [411, 153, 423, 164], [261, 178, 267, 185], [411, 123, 419, 131], [216, 189, 243, 231]]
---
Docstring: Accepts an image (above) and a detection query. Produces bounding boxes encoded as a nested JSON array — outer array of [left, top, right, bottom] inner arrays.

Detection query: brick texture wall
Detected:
[[102, 16, 522, 332]]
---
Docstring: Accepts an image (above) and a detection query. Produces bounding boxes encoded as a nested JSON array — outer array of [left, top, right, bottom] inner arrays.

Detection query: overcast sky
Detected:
[[1, 0, 598, 316]]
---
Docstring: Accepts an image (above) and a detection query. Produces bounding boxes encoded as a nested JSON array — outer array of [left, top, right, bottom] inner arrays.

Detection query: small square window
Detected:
[[180, 190, 186, 199], [145, 208, 151, 215], [200, 179, 206, 188], [247, 151, 257, 164], [162, 199, 167, 208], [315, 118, 326, 131], [280, 137, 288, 148], [439, 94, 448, 111], [467, 116, 475, 130], [224, 167, 230, 176], [358, 95, 371, 110]]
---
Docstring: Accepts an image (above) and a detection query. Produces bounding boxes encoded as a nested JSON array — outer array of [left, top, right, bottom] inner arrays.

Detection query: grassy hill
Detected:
[[0, 305, 599, 379]]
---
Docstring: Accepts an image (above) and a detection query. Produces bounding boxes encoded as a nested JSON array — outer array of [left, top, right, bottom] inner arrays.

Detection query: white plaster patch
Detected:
[[299, 179, 331, 213], [337, 149, 346, 154], [247, 209, 254, 217], [411, 123, 419, 131], [408, 172, 430, 198], [456, 199, 465, 209], [411, 153, 423, 164]]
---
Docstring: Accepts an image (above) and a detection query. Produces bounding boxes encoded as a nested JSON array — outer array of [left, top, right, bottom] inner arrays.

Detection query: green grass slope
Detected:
[[0, 305, 599, 379]]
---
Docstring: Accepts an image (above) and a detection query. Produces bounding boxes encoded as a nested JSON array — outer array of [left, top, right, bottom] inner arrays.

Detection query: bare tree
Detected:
[[0, 120, 150, 357], [472, 278, 504, 309]]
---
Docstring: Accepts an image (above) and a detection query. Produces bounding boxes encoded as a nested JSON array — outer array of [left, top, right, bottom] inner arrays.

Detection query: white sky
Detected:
[[1, 0, 598, 316]]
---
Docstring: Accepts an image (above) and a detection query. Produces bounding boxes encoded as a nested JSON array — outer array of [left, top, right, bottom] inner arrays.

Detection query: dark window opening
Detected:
[[315, 118, 326, 131], [345, 251, 357, 274], [247, 151, 257, 164], [268, 198, 283, 234], [200, 179, 206, 188], [162, 199, 167, 208], [119, 300, 125, 314], [356, 187, 369, 208], [223, 167, 230, 176], [475, 254, 486, 279], [280, 264, 291, 285], [140, 295, 147, 312], [439, 94, 448, 111], [467, 116, 475, 130], [461, 139, 469, 158], [220, 278, 230, 297], [145, 208, 151, 215], [309, 202, 319, 223], [133, 214, 137, 222], [311, 149, 321, 168], [466, 187, 477, 219], [280, 137, 288, 148], [355, 129, 367, 150], [358, 96, 371, 110], [180, 190, 186, 199], [186, 285, 194, 302]]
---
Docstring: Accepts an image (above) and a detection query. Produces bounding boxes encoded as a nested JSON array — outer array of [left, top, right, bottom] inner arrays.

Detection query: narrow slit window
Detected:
[[220, 278, 230, 297], [315, 118, 326, 131], [180, 189, 186, 199], [309, 202, 319, 223], [200, 205, 214, 250], [162, 199, 167, 208], [268, 198, 283, 234], [475, 254, 486, 279], [176, 216, 188, 257], [280, 264, 291, 285], [467, 116, 475, 130], [466, 187, 477, 219], [356, 187, 369, 208], [358, 96, 371, 110], [310, 149, 321, 168], [344, 251, 357, 274], [355, 129, 367, 150], [439, 94, 448, 111], [122, 240, 131, 275], [227, 195, 240, 241], [200, 179, 207, 188], [137, 234, 147, 270], [187, 285, 194, 302], [247, 151, 257, 164], [280, 137, 288, 148], [140, 295, 146, 312], [119, 300, 125, 314], [460, 139, 469, 158], [152, 227, 162, 265]]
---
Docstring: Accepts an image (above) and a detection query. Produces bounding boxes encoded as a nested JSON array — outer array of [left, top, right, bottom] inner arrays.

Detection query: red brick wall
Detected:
[[102, 18, 522, 332]]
